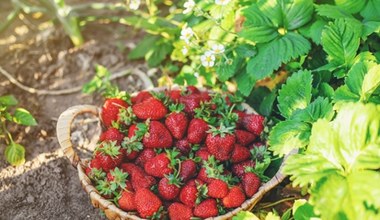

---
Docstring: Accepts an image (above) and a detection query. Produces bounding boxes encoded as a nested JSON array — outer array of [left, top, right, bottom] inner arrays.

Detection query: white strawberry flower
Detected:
[[129, 0, 140, 10], [201, 51, 216, 67], [183, 0, 196, 14], [215, 0, 231, 6], [211, 44, 225, 54], [182, 46, 189, 55], [180, 27, 194, 44]]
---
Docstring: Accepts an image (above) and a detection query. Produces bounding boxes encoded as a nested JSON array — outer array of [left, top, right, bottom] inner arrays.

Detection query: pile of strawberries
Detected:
[[85, 86, 271, 219]]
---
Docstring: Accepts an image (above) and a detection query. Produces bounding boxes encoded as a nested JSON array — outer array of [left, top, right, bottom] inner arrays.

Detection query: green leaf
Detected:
[[235, 71, 255, 97], [335, 0, 367, 14], [363, 21, 380, 37], [247, 33, 310, 82], [13, 108, 37, 126], [146, 41, 173, 67], [299, 18, 327, 45], [278, 70, 313, 118], [290, 97, 334, 123], [361, 64, 380, 101], [235, 44, 257, 58], [319, 82, 335, 100], [321, 19, 361, 67], [5, 142, 25, 166], [128, 35, 159, 60], [282, 0, 314, 30], [269, 120, 311, 156], [315, 4, 354, 19], [259, 90, 277, 117], [360, 0, 380, 21], [311, 171, 380, 219], [293, 201, 318, 220], [0, 95, 18, 107], [232, 211, 258, 220], [216, 55, 241, 82]]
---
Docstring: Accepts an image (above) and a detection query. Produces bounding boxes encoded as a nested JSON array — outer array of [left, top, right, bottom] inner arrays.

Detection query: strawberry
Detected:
[[167, 89, 182, 102], [179, 183, 198, 207], [194, 199, 218, 218], [168, 202, 193, 220], [158, 176, 181, 201], [101, 98, 129, 127], [131, 91, 153, 104], [94, 141, 124, 172], [242, 114, 265, 136], [144, 153, 174, 178], [242, 172, 261, 197], [174, 139, 191, 155], [127, 124, 138, 138], [131, 170, 156, 191], [187, 118, 209, 144], [195, 148, 211, 161], [179, 159, 197, 182], [132, 97, 167, 120], [135, 148, 156, 167], [186, 85, 200, 94], [231, 144, 251, 163], [207, 179, 229, 199], [206, 132, 236, 161], [232, 160, 255, 178], [222, 186, 246, 208], [85, 166, 105, 181], [99, 127, 124, 144], [135, 188, 163, 218], [197, 167, 213, 184], [235, 129, 256, 146], [106, 167, 129, 190], [179, 94, 202, 115], [118, 190, 136, 211], [233, 110, 246, 128], [165, 104, 189, 139], [120, 163, 143, 175], [200, 91, 211, 102], [143, 121, 173, 148]]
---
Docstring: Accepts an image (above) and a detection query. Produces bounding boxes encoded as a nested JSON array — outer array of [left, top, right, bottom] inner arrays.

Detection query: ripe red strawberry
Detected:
[[222, 186, 246, 208], [165, 104, 189, 139], [144, 153, 173, 178], [127, 124, 138, 138], [120, 163, 143, 175], [200, 91, 211, 102], [242, 172, 261, 197], [143, 121, 173, 148], [179, 94, 202, 114], [167, 89, 182, 102], [132, 97, 167, 120], [206, 133, 236, 161], [131, 91, 153, 104], [179, 183, 198, 207], [99, 127, 124, 144], [235, 129, 256, 146], [101, 98, 129, 127], [94, 141, 124, 172], [168, 202, 193, 220], [242, 114, 265, 136], [174, 139, 191, 155], [135, 188, 162, 218], [179, 159, 197, 182], [193, 199, 218, 218], [187, 118, 209, 144], [131, 170, 156, 191], [197, 167, 213, 184], [195, 148, 211, 161], [207, 179, 229, 198], [232, 160, 255, 178], [135, 148, 156, 167], [231, 144, 251, 163], [158, 176, 181, 201], [118, 190, 136, 211], [186, 85, 200, 94]]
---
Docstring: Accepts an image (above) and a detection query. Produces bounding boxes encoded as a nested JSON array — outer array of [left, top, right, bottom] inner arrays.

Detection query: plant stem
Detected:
[[257, 197, 297, 209], [0, 7, 21, 33]]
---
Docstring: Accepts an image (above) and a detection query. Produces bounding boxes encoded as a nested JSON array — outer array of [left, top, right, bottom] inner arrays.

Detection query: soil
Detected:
[[0, 1, 301, 219]]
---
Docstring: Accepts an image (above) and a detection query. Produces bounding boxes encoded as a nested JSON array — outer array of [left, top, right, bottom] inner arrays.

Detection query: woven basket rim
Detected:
[[57, 86, 293, 220]]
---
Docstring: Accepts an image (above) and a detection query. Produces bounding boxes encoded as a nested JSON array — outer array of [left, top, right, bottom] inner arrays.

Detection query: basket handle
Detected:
[[56, 105, 101, 167]]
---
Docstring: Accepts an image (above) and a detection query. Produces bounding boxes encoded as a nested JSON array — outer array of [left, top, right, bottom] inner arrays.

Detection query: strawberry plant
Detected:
[[0, 95, 37, 165]]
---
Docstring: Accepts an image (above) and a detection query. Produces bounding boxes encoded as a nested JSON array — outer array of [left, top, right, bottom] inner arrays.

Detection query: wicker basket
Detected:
[[56, 87, 292, 220]]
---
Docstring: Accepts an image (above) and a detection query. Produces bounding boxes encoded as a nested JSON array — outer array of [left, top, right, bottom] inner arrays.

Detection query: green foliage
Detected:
[[0, 95, 37, 166], [284, 103, 380, 219]]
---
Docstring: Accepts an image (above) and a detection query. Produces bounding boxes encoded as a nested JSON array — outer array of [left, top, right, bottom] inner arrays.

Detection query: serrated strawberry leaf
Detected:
[[290, 97, 334, 123], [277, 70, 313, 119], [268, 120, 311, 156], [335, 0, 367, 14], [5, 142, 25, 166], [360, 0, 380, 21], [315, 4, 354, 19], [321, 18, 361, 68]]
